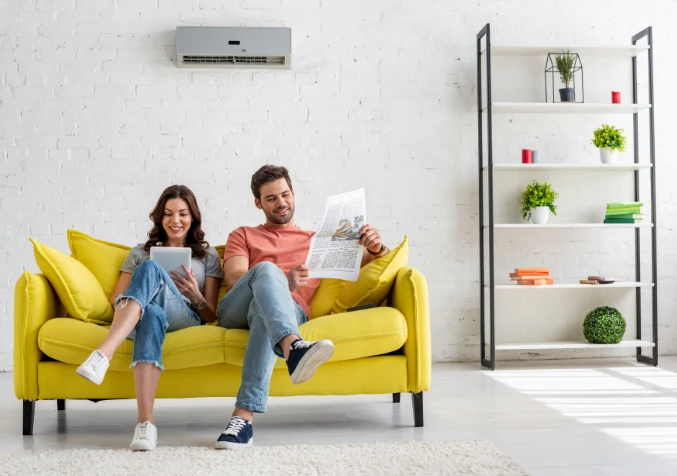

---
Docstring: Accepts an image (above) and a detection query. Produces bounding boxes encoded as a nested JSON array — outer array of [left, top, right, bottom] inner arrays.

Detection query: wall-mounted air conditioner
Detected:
[[176, 26, 291, 69]]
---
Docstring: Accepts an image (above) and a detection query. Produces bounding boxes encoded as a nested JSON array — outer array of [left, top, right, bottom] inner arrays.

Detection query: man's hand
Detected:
[[359, 224, 382, 255], [287, 264, 309, 292]]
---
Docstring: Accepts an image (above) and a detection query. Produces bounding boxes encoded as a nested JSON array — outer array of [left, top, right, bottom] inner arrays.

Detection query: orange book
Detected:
[[511, 275, 552, 280], [518, 278, 554, 285], [514, 268, 550, 274], [512, 271, 549, 277]]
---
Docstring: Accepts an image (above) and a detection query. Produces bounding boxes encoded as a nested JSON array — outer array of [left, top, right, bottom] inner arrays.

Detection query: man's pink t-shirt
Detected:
[[224, 224, 320, 316]]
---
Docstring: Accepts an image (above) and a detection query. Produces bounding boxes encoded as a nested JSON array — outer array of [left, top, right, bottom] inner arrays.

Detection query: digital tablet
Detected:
[[149, 247, 191, 277]]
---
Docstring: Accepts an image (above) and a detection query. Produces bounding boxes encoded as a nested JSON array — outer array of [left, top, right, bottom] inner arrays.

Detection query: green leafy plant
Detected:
[[555, 50, 575, 88], [521, 180, 558, 221], [591, 124, 627, 151], [583, 306, 626, 344]]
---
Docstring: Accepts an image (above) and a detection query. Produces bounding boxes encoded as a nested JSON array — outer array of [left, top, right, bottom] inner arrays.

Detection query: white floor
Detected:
[[2, 358, 677, 475]]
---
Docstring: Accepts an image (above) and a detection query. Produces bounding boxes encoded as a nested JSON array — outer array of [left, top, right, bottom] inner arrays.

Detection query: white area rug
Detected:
[[0, 440, 526, 475]]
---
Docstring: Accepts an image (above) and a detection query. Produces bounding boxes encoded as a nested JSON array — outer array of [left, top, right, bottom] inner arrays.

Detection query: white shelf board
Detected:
[[485, 102, 651, 114], [496, 340, 655, 351], [484, 163, 652, 171], [482, 45, 649, 58], [488, 223, 652, 229], [490, 282, 653, 290]]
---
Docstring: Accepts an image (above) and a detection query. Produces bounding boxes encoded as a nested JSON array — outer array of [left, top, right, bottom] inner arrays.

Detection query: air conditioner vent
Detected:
[[181, 55, 286, 66]]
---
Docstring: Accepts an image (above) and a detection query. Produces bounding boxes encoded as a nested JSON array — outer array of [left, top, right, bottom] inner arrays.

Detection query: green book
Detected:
[[607, 202, 643, 209], [605, 208, 641, 216], [604, 213, 643, 220], [604, 218, 642, 224]]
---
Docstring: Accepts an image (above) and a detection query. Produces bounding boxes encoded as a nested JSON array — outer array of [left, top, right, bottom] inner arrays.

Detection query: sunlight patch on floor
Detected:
[[486, 366, 677, 459]]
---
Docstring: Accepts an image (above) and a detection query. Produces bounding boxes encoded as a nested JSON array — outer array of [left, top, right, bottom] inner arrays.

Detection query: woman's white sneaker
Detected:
[[130, 421, 157, 451], [75, 349, 109, 385]]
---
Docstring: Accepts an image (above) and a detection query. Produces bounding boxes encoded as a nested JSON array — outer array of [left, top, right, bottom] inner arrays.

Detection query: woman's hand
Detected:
[[171, 265, 203, 306]]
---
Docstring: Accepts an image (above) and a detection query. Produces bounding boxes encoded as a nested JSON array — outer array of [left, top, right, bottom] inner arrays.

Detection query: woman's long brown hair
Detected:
[[144, 185, 208, 259]]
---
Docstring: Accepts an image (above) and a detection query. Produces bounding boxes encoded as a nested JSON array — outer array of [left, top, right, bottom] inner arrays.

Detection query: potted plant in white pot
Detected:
[[592, 124, 627, 164], [521, 180, 559, 225], [555, 51, 575, 102]]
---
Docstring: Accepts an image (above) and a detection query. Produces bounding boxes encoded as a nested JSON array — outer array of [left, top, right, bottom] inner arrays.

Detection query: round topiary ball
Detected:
[[583, 306, 626, 344]]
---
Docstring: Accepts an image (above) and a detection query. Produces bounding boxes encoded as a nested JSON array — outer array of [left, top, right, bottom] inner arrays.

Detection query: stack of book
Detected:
[[604, 202, 643, 224], [510, 268, 553, 285], [580, 275, 620, 284]]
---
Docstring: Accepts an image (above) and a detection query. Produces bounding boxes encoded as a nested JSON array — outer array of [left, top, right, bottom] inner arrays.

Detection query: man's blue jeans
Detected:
[[116, 260, 201, 370], [217, 262, 306, 413]]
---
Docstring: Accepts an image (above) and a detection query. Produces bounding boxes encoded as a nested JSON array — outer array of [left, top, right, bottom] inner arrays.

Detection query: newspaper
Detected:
[[305, 188, 366, 281]]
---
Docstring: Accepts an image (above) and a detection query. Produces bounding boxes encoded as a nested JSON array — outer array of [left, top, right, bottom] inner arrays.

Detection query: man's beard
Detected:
[[266, 205, 294, 225]]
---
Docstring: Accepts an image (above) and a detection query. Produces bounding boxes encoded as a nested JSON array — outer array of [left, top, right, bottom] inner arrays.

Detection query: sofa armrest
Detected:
[[14, 271, 59, 400], [389, 266, 431, 393]]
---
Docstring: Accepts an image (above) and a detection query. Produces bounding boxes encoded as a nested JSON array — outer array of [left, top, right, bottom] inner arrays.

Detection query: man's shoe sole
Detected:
[[290, 341, 334, 385], [215, 438, 254, 450]]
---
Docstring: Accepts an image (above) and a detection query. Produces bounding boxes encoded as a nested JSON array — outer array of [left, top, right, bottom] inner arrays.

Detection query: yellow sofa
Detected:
[[14, 266, 431, 435]]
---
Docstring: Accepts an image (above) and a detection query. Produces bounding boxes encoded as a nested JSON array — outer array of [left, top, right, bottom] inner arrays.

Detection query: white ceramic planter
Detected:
[[530, 206, 550, 224], [599, 148, 619, 164]]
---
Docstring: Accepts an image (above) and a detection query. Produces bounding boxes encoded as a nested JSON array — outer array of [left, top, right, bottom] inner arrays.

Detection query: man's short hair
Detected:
[[250, 165, 293, 200]]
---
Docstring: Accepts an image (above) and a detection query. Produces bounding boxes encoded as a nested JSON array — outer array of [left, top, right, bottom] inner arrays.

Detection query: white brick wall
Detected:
[[1, 1, 676, 370]]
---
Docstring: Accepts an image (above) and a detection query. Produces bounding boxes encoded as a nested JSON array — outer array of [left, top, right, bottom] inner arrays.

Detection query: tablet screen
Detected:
[[149, 247, 192, 277]]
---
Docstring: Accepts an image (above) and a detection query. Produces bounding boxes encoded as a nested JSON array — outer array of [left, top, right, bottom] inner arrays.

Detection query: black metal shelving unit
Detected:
[[476, 23, 657, 370]]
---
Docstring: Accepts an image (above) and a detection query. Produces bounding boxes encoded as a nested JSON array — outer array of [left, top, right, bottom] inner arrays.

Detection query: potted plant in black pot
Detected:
[[555, 50, 575, 102]]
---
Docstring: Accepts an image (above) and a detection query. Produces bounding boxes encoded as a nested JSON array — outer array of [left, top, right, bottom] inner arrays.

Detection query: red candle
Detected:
[[612, 91, 621, 104], [522, 149, 532, 164]]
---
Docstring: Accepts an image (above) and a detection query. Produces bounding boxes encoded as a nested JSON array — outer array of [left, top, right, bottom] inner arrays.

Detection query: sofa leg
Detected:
[[57, 399, 65, 411], [392, 393, 400, 403], [23, 400, 35, 436], [411, 392, 423, 427]]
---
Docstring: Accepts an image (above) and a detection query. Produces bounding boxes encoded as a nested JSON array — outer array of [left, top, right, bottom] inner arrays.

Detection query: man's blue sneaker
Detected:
[[287, 339, 334, 384], [215, 416, 253, 450]]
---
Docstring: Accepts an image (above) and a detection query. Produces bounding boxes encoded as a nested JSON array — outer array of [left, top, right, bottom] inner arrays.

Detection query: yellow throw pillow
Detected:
[[330, 236, 409, 314], [67, 229, 131, 298], [309, 279, 347, 319], [30, 238, 113, 324], [214, 244, 225, 259], [213, 245, 228, 302]]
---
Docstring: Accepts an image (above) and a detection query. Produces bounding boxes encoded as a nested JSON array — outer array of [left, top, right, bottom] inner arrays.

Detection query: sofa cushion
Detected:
[[30, 238, 113, 325], [224, 307, 407, 369], [68, 229, 230, 304], [39, 318, 227, 371], [331, 236, 409, 314], [40, 307, 406, 371], [67, 229, 131, 298], [309, 279, 346, 319], [211, 245, 229, 302]]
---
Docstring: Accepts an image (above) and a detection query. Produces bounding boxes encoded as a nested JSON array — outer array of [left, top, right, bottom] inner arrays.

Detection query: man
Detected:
[[214, 165, 390, 449]]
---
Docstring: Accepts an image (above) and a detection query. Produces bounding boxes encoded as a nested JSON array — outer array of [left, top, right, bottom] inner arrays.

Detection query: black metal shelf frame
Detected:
[[476, 24, 658, 370]]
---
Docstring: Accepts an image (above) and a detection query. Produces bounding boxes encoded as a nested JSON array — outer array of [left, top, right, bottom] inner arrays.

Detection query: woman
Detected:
[[76, 185, 223, 451]]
